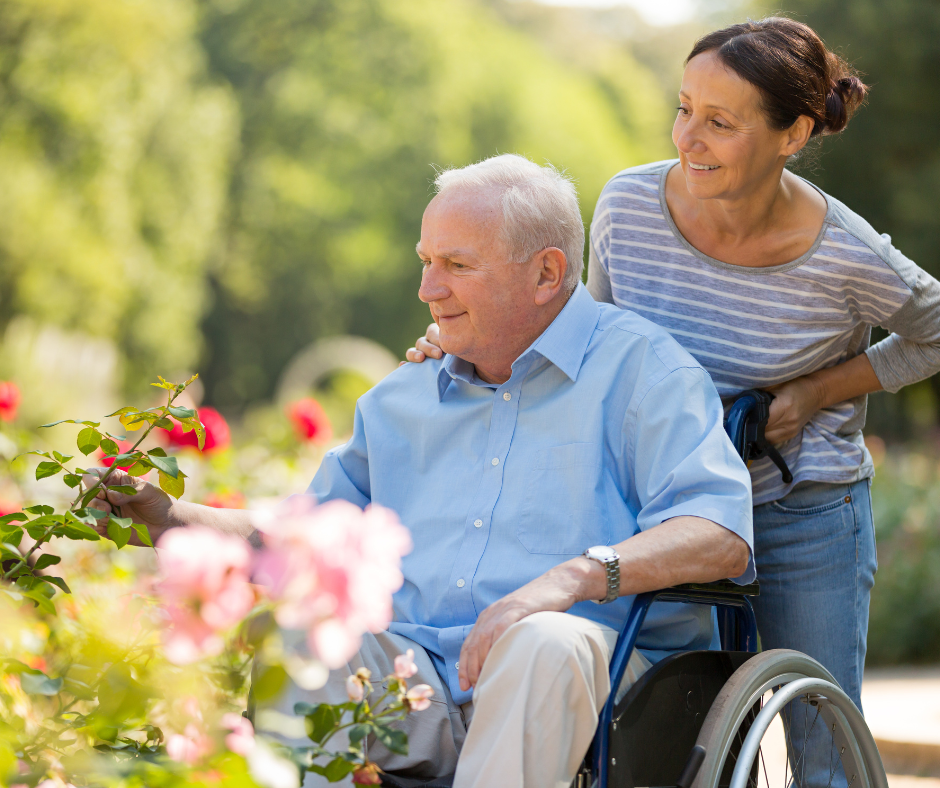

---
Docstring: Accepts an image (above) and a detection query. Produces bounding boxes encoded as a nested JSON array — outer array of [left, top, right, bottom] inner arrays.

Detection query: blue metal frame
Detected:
[[591, 586, 758, 787]]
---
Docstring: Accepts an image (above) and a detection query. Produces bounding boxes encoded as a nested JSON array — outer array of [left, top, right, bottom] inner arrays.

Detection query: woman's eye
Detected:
[[712, 119, 729, 130], [677, 106, 690, 116]]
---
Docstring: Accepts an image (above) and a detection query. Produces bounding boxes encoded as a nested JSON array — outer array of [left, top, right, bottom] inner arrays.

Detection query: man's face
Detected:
[[417, 189, 542, 380]]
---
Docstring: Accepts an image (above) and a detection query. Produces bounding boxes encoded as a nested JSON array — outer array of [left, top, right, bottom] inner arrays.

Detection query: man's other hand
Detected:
[[82, 468, 176, 546], [457, 557, 601, 692]]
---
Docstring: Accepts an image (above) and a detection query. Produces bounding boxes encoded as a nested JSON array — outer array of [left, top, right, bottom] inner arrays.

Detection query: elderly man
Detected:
[[91, 154, 753, 787]]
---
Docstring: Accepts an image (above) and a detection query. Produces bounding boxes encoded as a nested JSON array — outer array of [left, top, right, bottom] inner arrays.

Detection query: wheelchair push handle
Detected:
[[724, 389, 793, 484]]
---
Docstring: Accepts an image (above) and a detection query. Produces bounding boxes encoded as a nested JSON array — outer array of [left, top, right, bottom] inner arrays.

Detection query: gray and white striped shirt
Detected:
[[589, 160, 940, 505]]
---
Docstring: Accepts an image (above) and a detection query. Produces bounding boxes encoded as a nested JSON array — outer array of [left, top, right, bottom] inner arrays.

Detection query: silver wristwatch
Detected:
[[582, 545, 620, 604]]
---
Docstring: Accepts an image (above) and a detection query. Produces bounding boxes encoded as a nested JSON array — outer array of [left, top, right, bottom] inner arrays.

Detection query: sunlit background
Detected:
[[0, 0, 938, 672]]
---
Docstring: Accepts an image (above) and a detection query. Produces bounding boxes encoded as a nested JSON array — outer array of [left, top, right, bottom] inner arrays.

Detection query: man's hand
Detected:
[[82, 468, 177, 546], [458, 557, 602, 692]]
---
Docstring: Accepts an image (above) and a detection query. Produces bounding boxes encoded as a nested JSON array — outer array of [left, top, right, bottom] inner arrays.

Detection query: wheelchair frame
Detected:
[[588, 580, 760, 788]]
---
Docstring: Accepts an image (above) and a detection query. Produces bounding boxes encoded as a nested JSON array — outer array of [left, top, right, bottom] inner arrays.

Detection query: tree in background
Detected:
[[0, 0, 236, 393], [195, 0, 673, 410]]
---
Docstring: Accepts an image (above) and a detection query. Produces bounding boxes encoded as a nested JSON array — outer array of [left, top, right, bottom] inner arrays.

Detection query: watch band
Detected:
[[583, 547, 620, 604]]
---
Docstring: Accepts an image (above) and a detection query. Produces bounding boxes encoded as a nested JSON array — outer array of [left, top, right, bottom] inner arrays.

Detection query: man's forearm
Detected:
[[171, 500, 258, 540], [569, 516, 750, 604]]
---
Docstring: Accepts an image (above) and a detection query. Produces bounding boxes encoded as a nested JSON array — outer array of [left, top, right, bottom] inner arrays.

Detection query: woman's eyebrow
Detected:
[[678, 92, 743, 121]]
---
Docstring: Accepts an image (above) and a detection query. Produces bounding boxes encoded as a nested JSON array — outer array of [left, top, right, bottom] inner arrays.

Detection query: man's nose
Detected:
[[418, 264, 449, 304]]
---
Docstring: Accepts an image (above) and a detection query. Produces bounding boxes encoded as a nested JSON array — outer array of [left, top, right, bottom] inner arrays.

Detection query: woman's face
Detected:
[[672, 51, 794, 202]]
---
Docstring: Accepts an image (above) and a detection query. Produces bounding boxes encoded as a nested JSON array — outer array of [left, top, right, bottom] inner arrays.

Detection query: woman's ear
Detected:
[[534, 247, 568, 306], [782, 115, 815, 157]]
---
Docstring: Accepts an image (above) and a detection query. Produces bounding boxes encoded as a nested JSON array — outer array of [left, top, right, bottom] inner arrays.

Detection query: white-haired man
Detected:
[[90, 154, 754, 787]]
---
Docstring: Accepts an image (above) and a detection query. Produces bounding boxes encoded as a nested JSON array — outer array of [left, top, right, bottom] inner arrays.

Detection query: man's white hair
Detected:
[[433, 154, 585, 294]]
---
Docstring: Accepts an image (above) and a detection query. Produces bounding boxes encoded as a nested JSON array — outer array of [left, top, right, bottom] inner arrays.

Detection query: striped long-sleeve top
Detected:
[[588, 160, 940, 505]]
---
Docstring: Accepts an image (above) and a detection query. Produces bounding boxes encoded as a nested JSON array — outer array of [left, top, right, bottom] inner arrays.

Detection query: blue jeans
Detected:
[[751, 479, 877, 786]]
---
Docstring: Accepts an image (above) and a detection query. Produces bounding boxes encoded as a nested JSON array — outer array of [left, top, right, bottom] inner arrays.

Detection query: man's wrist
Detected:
[[565, 556, 610, 604]]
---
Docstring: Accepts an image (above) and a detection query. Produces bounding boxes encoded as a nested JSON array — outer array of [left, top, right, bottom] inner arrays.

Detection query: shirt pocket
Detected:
[[516, 443, 609, 555]]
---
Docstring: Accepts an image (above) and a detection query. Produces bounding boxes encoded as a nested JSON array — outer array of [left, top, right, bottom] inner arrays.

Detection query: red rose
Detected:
[[203, 491, 246, 509], [287, 398, 333, 444], [165, 407, 230, 453], [0, 381, 20, 422], [99, 439, 137, 470], [0, 499, 21, 517]]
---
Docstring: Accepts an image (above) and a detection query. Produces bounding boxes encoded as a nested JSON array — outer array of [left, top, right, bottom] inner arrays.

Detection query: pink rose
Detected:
[[166, 723, 214, 765], [405, 684, 434, 712], [394, 649, 418, 680], [221, 712, 255, 757], [253, 497, 412, 669], [352, 762, 382, 785], [155, 527, 255, 664]]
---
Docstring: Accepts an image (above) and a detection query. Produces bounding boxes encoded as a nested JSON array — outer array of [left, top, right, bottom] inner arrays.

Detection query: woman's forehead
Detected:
[[680, 52, 762, 119]]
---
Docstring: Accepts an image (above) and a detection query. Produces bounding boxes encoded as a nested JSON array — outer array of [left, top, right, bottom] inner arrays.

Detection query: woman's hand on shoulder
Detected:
[[404, 322, 443, 364], [764, 375, 827, 444]]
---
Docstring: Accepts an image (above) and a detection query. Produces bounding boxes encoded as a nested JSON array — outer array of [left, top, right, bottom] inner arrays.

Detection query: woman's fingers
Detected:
[[404, 347, 426, 363], [415, 337, 442, 359]]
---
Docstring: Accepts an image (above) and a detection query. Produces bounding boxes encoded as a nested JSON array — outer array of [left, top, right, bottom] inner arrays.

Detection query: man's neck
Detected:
[[470, 290, 573, 384]]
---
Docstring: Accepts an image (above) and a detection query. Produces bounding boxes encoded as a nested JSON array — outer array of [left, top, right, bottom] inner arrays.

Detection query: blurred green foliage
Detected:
[[195, 0, 672, 409], [867, 441, 940, 664], [0, 0, 236, 390]]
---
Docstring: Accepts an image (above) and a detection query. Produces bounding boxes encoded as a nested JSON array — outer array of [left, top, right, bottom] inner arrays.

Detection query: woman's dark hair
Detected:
[[687, 17, 867, 136]]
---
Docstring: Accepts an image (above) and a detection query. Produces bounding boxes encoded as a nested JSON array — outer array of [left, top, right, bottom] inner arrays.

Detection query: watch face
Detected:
[[586, 545, 617, 561]]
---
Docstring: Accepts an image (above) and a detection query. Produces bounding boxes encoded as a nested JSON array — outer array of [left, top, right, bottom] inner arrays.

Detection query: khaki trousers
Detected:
[[258, 611, 650, 788]]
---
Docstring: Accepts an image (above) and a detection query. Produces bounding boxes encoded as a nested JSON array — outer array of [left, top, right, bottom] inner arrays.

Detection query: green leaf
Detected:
[[99, 438, 120, 455], [158, 469, 185, 499], [36, 461, 63, 480], [148, 454, 180, 478], [33, 554, 61, 571], [106, 485, 137, 495], [1, 528, 23, 548], [0, 542, 21, 559], [323, 758, 358, 782], [107, 518, 131, 549], [154, 417, 174, 430], [61, 523, 101, 542], [147, 446, 168, 457], [127, 461, 152, 477], [76, 427, 102, 456], [20, 672, 63, 696], [21, 588, 55, 615], [251, 664, 288, 702], [52, 451, 74, 463], [303, 704, 342, 744], [168, 406, 197, 420], [73, 507, 107, 524], [42, 576, 71, 594], [63, 473, 82, 488], [347, 723, 371, 745], [0, 513, 26, 525], [372, 723, 408, 756], [24, 505, 53, 516], [131, 523, 153, 548], [40, 419, 77, 428]]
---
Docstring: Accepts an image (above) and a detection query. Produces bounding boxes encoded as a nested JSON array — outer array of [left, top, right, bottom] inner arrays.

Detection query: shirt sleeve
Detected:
[[628, 366, 755, 583], [864, 240, 940, 393], [306, 403, 372, 508]]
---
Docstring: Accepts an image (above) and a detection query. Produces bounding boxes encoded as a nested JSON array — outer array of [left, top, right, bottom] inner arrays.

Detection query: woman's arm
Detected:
[[586, 245, 615, 305]]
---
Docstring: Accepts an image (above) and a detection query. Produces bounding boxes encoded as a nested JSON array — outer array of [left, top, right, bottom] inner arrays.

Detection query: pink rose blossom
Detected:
[[253, 497, 412, 668], [155, 527, 255, 664], [346, 674, 365, 702], [352, 762, 382, 785], [394, 649, 418, 680], [166, 723, 214, 765], [221, 712, 256, 756], [405, 684, 434, 712]]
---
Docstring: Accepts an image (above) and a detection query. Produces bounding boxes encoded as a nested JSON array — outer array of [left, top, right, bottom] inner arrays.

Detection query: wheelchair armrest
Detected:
[[668, 579, 760, 597]]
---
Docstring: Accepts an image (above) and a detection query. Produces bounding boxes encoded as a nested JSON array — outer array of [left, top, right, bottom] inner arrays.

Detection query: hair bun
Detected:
[[823, 67, 867, 134]]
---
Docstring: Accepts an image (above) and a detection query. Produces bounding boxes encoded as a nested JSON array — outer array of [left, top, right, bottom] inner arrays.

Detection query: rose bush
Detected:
[[0, 377, 423, 787]]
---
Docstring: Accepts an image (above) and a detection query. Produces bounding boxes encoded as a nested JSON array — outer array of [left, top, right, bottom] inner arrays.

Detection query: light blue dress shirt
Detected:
[[309, 284, 754, 704]]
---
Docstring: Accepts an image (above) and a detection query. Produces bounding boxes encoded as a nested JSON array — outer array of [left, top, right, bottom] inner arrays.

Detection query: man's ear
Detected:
[[533, 247, 568, 306]]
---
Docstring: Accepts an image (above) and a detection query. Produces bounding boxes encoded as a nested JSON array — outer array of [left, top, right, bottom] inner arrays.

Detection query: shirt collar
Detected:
[[436, 283, 600, 400]]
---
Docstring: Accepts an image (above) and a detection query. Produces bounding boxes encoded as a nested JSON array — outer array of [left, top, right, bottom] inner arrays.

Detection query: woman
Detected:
[[406, 16, 940, 718]]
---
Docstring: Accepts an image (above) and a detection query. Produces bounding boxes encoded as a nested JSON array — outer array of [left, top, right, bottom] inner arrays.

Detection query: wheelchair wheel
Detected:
[[691, 650, 887, 788]]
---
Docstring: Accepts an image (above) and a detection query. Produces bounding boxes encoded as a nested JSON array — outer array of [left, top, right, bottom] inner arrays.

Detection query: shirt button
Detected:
[[503, 391, 511, 401], [473, 519, 483, 528], [455, 661, 460, 670], [491, 457, 499, 466], [456, 579, 465, 588]]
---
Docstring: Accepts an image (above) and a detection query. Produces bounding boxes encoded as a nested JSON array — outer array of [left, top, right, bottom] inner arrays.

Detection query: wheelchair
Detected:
[[382, 391, 889, 788]]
